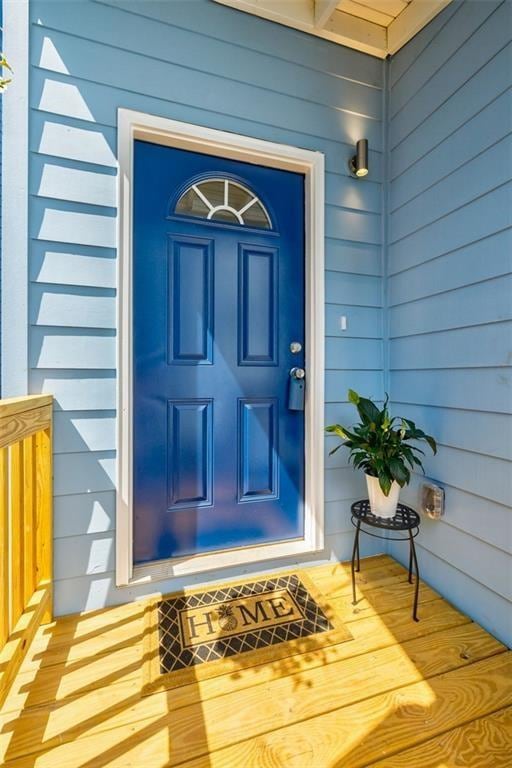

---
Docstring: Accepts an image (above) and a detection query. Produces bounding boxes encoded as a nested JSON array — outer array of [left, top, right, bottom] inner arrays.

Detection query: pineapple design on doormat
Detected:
[[215, 604, 238, 632]]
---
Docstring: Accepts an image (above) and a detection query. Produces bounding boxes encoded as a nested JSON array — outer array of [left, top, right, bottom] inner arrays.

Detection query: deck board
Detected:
[[0, 555, 509, 768], [367, 707, 512, 767]]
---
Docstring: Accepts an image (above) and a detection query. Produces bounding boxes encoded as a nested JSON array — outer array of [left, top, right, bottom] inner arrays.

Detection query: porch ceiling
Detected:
[[212, 0, 453, 58]]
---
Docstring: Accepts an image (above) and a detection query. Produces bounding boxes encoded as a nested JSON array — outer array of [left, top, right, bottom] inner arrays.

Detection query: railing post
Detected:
[[23, 435, 36, 605], [9, 441, 24, 628], [36, 423, 53, 624]]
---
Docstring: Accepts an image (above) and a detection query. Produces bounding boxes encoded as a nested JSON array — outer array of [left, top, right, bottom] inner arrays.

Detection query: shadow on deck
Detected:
[[0, 555, 510, 767]]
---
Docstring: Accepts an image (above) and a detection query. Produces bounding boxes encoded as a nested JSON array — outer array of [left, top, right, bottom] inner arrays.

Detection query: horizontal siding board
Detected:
[[389, 275, 512, 337], [388, 229, 512, 306], [34, 204, 117, 249], [53, 451, 116, 497], [325, 467, 366, 503], [32, 158, 117, 208], [33, 116, 118, 167], [325, 499, 360, 536], [31, 245, 117, 289], [325, 271, 382, 306], [54, 491, 116, 538], [325, 401, 383, 428], [389, 0, 497, 117], [325, 173, 381, 214], [325, 369, 383, 403], [390, 0, 504, 134], [388, 541, 511, 647], [34, 75, 97, 122], [33, 7, 382, 117], [393, 403, 512, 461], [389, 135, 512, 243], [326, 304, 383, 339], [30, 328, 116, 369], [325, 438, 351, 470], [389, 369, 512, 414], [54, 531, 115, 580], [53, 411, 116, 454], [325, 240, 382, 277], [389, 322, 512, 370], [326, 206, 381, 244], [390, 43, 512, 179], [31, 286, 116, 329], [327, 338, 383, 370], [30, 372, 117, 411], [388, 182, 512, 275], [390, 90, 512, 209]]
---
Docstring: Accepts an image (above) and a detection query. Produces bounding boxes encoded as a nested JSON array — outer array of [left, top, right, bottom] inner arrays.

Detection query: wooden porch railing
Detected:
[[0, 394, 53, 706]]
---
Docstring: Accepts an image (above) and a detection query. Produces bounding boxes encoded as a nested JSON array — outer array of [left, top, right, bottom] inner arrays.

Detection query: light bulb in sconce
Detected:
[[349, 139, 369, 178]]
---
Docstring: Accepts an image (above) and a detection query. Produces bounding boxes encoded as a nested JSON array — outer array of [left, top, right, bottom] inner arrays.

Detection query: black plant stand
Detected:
[[350, 500, 421, 621]]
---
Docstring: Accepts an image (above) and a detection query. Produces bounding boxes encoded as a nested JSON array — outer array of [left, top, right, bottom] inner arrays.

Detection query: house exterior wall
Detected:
[[386, 0, 512, 646], [28, 0, 384, 614]]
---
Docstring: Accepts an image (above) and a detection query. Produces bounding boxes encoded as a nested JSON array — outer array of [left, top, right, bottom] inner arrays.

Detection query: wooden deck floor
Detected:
[[0, 555, 510, 767]]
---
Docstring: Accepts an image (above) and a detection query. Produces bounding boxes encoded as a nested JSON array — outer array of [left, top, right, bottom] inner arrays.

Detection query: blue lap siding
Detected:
[[387, 0, 512, 646]]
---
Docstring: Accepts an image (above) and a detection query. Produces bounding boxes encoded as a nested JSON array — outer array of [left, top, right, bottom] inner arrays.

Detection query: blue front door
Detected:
[[133, 140, 305, 564]]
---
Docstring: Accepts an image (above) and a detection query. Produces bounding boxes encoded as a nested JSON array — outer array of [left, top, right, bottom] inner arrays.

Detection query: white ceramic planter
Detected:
[[365, 474, 400, 518]]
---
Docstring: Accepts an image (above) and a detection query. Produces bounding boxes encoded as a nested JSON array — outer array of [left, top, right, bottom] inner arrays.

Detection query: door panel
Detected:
[[169, 236, 214, 365], [167, 399, 213, 508], [239, 398, 278, 501], [133, 140, 305, 565], [238, 244, 278, 366]]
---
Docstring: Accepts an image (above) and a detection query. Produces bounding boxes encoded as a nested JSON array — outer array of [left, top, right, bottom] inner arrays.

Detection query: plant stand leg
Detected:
[[408, 529, 420, 622], [351, 521, 361, 606], [408, 541, 413, 584]]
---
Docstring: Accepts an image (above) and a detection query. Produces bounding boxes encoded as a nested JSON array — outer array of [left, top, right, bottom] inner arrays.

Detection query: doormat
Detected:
[[142, 570, 352, 693]]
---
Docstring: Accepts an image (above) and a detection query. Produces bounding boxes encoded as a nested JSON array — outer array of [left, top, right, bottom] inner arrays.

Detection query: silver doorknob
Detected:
[[290, 367, 305, 380], [290, 342, 302, 354]]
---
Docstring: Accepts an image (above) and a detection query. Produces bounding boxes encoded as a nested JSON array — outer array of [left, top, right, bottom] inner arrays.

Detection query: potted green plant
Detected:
[[326, 389, 437, 518]]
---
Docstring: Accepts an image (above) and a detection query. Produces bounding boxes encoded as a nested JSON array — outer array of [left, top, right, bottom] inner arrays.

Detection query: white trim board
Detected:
[[212, 0, 452, 59], [1, 0, 29, 396], [116, 109, 325, 587]]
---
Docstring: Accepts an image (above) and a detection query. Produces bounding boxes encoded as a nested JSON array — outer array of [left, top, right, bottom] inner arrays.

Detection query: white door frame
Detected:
[[116, 108, 325, 587]]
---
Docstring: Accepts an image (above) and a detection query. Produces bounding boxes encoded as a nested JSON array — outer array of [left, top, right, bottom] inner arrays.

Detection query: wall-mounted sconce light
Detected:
[[348, 139, 369, 178]]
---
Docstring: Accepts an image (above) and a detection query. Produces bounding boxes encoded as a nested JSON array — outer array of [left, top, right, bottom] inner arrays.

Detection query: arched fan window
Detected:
[[175, 178, 272, 229]]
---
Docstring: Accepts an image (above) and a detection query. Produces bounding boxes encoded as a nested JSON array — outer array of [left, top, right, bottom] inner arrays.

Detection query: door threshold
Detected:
[[127, 537, 324, 586]]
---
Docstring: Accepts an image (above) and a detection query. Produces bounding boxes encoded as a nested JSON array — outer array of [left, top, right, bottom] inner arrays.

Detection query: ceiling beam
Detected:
[[322, 10, 387, 58], [314, 0, 340, 29], [387, 0, 452, 54]]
